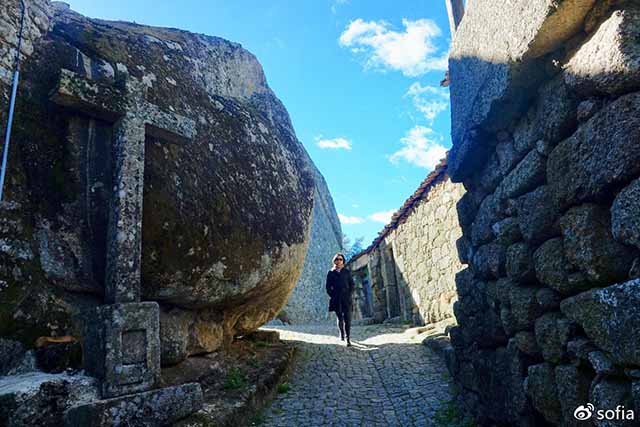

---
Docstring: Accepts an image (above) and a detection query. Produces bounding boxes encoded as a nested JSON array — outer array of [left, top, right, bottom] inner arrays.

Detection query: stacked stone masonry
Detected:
[[349, 165, 465, 326], [447, 1, 640, 425]]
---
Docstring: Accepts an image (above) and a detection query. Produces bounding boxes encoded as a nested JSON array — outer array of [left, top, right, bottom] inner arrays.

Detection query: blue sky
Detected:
[[66, 0, 454, 247]]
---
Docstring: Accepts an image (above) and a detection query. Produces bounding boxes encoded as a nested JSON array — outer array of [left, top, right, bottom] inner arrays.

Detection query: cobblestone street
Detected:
[[261, 323, 452, 426]]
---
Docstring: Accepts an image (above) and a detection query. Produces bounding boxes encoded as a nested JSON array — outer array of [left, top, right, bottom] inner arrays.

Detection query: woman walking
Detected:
[[325, 252, 355, 346]]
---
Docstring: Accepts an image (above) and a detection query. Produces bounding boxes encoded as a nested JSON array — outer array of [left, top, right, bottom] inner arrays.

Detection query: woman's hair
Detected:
[[332, 252, 346, 264]]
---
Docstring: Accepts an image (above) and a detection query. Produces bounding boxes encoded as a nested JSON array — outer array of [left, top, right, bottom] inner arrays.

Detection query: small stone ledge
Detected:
[[167, 333, 296, 426], [63, 383, 203, 427]]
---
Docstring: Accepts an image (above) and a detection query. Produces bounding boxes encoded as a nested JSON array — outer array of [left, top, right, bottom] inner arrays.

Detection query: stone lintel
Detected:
[[144, 104, 197, 144], [63, 382, 204, 427], [51, 69, 126, 122], [82, 302, 161, 398]]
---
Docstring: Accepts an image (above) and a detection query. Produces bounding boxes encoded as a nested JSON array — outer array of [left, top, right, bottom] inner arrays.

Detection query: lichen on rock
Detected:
[[0, 0, 319, 361]]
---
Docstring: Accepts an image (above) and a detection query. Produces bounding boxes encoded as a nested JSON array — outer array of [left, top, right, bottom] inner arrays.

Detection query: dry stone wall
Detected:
[[447, 1, 640, 425], [389, 177, 464, 324], [350, 167, 465, 326]]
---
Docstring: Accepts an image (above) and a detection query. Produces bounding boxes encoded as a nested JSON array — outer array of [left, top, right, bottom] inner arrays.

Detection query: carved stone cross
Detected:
[[51, 69, 197, 400]]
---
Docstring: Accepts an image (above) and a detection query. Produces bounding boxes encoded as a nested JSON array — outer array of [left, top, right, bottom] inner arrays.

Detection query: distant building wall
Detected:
[[349, 162, 465, 325]]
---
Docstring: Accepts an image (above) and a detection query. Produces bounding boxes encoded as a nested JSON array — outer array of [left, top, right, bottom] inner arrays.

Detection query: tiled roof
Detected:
[[349, 156, 449, 263]]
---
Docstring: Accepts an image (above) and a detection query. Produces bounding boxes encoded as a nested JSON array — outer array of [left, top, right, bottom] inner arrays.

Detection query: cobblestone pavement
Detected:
[[260, 322, 452, 426]]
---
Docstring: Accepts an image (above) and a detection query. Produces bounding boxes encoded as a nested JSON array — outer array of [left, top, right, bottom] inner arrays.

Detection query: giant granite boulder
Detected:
[[0, 0, 315, 364]]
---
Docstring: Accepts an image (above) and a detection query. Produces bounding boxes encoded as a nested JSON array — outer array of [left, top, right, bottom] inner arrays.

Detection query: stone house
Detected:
[[348, 159, 465, 325]]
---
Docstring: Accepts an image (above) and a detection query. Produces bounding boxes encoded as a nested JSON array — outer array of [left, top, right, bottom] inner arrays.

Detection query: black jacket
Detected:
[[326, 268, 355, 313]]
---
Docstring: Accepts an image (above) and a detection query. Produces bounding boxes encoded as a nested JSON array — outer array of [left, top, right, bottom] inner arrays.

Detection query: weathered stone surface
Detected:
[[472, 243, 506, 279], [0, 339, 25, 376], [64, 382, 203, 427], [454, 268, 475, 299], [526, 363, 561, 425], [82, 302, 160, 398], [513, 75, 578, 154], [576, 99, 601, 122], [555, 364, 593, 427], [535, 287, 562, 312], [448, 127, 491, 183], [455, 280, 506, 348], [448, 0, 595, 181], [0, 2, 317, 348], [0, 372, 98, 427], [535, 139, 552, 157], [588, 350, 618, 375], [495, 150, 546, 201], [548, 92, 640, 209], [611, 177, 640, 250], [456, 235, 474, 265], [561, 279, 640, 366], [495, 138, 521, 176], [456, 191, 478, 235], [0, 0, 53, 87], [478, 152, 503, 193], [567, 337, 598, 360], [492, 217, 521, 246], [499, 307, 517, 338], [509, 286, 542, 333], [630, 258, 640, 279], [468, 347, 518, 423], [513, 331, 541, 357], [471, 193, 504, 246], [515, 186, 559, 245], [590, 377, 634, 427], [534, 312, 575, 364], [565, 5, 640, 97], [560, 204, 635, 285], [502, 340, 538, 424], [494, 277, 512, 307], [506, 243, 536, 284], [159, 308, 190, 366], [534, 238, 584, 295], [159, 307, 225, 366]]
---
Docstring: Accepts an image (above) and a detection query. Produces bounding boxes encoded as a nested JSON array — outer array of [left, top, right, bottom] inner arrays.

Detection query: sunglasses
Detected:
[[335, 258, 344, 262]]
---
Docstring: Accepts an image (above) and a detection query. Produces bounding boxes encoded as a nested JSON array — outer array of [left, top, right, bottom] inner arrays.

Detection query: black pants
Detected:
[[336, 308, 351, 339]]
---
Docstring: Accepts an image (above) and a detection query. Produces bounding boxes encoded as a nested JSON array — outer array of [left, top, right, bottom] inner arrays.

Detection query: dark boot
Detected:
[[346, 337, 351, 347]]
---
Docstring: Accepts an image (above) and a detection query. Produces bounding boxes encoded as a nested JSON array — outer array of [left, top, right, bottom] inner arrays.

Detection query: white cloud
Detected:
[[389, 125, 447, 169], [331, 0, 349, 14], [368, 210, 396, 224], [405, 82, 450, 122], [339, 18, 448, 76], [339, 213, 365, 224], [315, 136, 353, 150]]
